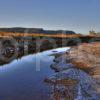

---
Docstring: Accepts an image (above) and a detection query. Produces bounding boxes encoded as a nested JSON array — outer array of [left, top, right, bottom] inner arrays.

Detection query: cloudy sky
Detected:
[[0, 0, 100, 34]]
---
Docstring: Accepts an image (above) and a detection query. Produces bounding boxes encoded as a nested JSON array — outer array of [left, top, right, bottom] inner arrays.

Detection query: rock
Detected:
[[53, 53, 69, 63], [44, 74, 78, 100], [45, 68, 97, 100], [50, 62, 75, 72]]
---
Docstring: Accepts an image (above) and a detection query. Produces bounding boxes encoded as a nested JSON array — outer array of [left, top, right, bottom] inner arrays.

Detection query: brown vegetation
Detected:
[[68, 42, 100, 70], [0, 32, 87, 38]]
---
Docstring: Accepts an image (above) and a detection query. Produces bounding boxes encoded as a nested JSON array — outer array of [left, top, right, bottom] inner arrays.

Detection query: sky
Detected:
[[0, 0, 100, 34]]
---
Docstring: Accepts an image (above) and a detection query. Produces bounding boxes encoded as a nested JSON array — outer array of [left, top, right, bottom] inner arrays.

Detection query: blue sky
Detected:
[[0, 0, 100, 34]]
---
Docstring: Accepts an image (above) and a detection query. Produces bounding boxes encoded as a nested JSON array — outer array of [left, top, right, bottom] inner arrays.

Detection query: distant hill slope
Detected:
[[0, 27, 76, 34]]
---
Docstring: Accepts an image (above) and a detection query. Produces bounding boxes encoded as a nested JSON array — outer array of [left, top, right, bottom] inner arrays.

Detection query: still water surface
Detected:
[[0, 47, 70, 100]]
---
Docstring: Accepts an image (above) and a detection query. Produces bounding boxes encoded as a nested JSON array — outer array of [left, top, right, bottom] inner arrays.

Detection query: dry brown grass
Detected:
[[68, 42, 100, 71], [0, 32, 82, 38]]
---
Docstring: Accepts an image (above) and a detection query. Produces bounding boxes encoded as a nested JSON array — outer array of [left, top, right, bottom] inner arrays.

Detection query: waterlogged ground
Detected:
[[0, 47, 70, 100]]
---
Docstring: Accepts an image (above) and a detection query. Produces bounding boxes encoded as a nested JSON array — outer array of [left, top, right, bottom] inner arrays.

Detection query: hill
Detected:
[[0, 27, 76, 34]]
